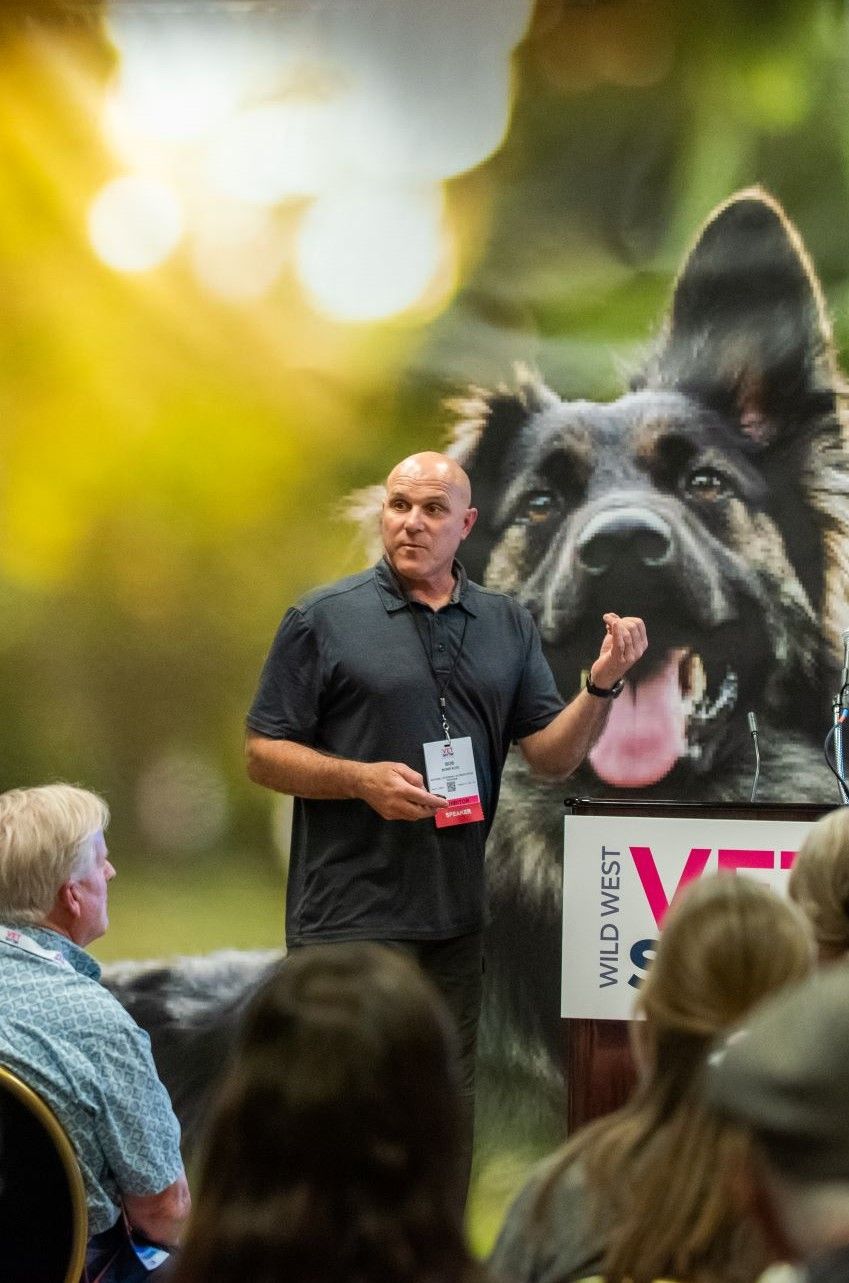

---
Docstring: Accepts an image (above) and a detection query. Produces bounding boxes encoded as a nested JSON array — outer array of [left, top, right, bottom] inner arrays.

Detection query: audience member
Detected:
[[489, 874, 813, 1283], [705, 960, 849, 1283], [788, 806, 849, 963], [171, 941, 486, 1283], [0, 784, 190, 1280]]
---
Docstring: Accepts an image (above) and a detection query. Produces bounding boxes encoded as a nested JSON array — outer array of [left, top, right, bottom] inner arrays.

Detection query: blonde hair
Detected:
[[788, 808, 849, 961], [635, 871, 814, 1046], [535, 874, 813, 1283], [0, 784, 110, 924]]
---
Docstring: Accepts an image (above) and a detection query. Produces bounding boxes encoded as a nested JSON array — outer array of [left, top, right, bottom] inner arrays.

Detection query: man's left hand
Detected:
[[589, 613, 648, 688]]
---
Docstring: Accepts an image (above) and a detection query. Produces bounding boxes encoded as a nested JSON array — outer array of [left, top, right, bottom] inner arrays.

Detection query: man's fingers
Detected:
[[401, 783, 447, 813], [603, 613, 647, 659], [393, 762, 426, 788]]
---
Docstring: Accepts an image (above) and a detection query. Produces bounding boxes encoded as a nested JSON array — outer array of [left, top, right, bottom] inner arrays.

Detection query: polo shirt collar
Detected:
[[374, 556, 477, 616], [4, 923, 103, 981]]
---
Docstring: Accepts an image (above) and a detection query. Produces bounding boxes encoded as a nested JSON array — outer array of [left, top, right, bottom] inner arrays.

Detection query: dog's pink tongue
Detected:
[[589, 651, 686, 788]]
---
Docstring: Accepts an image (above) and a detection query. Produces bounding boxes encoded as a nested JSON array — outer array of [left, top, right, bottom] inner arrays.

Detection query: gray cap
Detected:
[[705, 961, 849, 1182]]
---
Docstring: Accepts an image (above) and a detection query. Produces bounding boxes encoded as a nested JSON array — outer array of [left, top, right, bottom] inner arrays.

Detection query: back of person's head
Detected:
[[705, 959, 849, 1259], [173, 942, 481, 1283], [0, 784, 109, 925], [634, 871, 815, 1087], [544, 874, 813, 1283], [788, 807, 849, 962]]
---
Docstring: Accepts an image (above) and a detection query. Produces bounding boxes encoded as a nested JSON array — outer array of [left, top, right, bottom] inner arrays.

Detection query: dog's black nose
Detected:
[[577, 506, 673, 575]]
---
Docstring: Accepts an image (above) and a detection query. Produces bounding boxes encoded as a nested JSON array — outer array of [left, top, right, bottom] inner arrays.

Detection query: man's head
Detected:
[[0, 784, 114, 946], [381, 452, 477, 592], [705, 962, 849, 1259]]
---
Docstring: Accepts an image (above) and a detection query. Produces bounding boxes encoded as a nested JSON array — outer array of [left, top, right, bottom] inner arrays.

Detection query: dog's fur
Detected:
[[105, 188, 849, 1154]]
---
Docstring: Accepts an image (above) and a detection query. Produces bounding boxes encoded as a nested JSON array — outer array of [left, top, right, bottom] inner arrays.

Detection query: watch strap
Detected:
[[585, 673, 625, 699]]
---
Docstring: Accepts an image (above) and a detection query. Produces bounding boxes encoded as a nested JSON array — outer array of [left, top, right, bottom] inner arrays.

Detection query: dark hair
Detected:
[[172, 942, 484, 1283], [534, 874, 813, 1283]]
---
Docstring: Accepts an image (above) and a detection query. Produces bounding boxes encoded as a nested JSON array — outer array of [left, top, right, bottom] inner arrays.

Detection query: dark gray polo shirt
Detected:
[[247, 558, 564, 943]]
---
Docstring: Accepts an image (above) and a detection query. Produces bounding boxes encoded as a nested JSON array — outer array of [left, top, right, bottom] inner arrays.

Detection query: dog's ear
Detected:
[[445, 372, 557, 581], [639, 187, 841, 448]]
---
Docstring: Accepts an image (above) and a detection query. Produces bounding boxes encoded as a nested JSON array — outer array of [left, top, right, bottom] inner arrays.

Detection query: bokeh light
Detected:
[[205, 100, 342, 204], [106, 10, 250, 143], [296, 184, 451, 321], [190, 200, 289, 301], [88, 174, 183, 272], [96, 0, 532, 316], [135, 750, 230, 854]]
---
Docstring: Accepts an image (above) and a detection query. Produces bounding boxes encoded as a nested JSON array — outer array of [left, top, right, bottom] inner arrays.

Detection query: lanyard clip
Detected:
[[440, 696, 451, 743]]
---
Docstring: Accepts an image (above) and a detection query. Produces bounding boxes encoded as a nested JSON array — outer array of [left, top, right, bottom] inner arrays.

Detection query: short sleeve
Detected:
[[245, 606, 323, 743], [509, 610, 565, 742], [90, 1020, 183, 1197]]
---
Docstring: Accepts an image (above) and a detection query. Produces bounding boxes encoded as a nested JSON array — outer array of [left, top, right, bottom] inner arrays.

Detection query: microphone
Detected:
[[747, 711, 760, 804]]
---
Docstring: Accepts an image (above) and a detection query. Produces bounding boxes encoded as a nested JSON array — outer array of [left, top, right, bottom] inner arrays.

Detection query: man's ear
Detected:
[[461, 507, 478, 539], [57, 880, 81, 920]]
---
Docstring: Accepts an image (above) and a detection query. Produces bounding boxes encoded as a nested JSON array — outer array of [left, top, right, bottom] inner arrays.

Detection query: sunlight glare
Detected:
[[205, 100, 342, 204], [88, 175, 183, 272], [191, 202, 289, 300]]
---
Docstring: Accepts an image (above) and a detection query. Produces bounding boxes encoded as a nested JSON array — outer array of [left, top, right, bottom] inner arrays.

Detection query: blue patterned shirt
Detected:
[[0, 925, 183, 1234]]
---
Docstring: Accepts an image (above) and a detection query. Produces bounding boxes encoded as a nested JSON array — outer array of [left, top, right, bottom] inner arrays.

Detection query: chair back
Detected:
[[0, 1063, 88, 1283]]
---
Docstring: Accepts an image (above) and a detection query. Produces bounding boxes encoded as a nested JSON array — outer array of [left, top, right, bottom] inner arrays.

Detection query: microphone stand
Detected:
[[747, 712, 760, 804], [834, 694, 849, 805], [833, 629, 849, 806]]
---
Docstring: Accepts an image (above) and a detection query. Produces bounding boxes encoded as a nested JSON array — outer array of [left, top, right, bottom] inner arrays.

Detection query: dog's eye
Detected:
[[519, 492, 557, 524], [686, 468, 728, 501]]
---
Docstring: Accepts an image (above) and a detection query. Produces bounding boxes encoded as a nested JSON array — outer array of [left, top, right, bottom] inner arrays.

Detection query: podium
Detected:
[[563, 797, 833, 1132]]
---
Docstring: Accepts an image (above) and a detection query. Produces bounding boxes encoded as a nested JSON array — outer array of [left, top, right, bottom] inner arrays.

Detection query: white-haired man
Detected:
[[0, 784, 190, 1278]]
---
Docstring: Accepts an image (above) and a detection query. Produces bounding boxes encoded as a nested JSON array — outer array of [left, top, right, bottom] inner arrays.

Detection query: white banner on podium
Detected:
[[561, 814, 816, 1021]]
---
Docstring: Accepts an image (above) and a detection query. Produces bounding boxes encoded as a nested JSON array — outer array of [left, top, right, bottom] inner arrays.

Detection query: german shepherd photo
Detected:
[[452, 186, 849, 1100], [106, 188, 849, 1158]]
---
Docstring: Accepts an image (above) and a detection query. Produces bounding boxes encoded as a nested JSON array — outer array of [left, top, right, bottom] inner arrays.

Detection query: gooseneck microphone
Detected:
[[747, 711, 760, 804]]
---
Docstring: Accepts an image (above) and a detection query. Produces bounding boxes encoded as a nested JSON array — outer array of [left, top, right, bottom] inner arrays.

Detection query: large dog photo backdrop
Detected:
[[4, 0, 849, 1243]]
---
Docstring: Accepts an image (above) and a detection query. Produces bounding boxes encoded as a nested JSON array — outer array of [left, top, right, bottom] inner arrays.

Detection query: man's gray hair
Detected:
[[0, 784, 110, 925]]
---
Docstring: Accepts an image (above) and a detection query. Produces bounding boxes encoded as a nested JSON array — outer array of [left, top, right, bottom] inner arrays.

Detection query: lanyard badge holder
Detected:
[[411, 608, 484, 828]]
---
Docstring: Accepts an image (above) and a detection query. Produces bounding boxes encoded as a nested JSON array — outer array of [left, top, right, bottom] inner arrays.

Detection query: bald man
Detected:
[[246, 453, 646, 1190]]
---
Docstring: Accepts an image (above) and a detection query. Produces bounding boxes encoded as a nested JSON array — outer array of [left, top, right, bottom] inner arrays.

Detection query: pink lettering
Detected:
[[780, 849, 797, 870], [717, 848, 773, 872], [629, 846, 711, 928]]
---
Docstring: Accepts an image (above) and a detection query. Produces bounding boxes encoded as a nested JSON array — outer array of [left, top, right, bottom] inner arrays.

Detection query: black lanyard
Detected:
[[408, 605, 469, 742]]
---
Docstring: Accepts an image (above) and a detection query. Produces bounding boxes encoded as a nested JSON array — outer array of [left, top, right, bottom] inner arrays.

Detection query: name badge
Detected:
[[423, 736, 484, 828]]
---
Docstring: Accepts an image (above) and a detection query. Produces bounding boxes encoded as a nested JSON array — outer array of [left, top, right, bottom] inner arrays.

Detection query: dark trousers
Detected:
[[288, 931, 483, 1208]]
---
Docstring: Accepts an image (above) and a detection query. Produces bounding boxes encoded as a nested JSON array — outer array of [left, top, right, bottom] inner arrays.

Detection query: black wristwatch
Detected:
[[585, 672, 625, 699]]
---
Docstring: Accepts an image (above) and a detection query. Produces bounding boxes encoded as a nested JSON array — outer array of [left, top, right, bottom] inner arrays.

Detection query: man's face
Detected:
[[381, 456, 476, 589], [70, 830, 116, 946]]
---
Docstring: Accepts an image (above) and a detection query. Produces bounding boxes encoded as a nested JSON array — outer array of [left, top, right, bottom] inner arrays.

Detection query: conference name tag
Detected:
[[423, 736, 484, 829]]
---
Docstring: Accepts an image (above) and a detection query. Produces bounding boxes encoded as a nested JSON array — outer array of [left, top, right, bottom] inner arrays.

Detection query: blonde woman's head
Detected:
[[634, 873, 813, 1069], [788, 808, 849, 963]]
